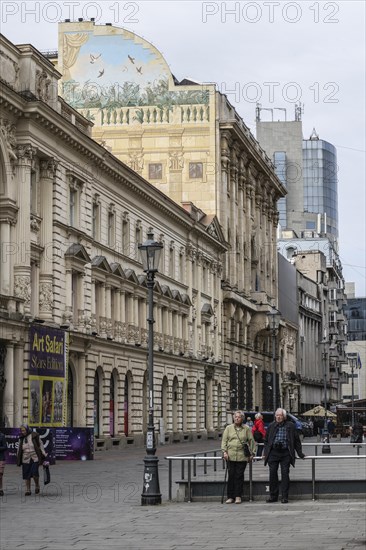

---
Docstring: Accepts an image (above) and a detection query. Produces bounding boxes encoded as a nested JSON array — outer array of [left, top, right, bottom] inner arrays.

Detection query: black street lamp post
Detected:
[[347, 353, 358, 427], [321, 342, 331, 454], [139, 233, 163, 506], [267, 308, 281, 418]]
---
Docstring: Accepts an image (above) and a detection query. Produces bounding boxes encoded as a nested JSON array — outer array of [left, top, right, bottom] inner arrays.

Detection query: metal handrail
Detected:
[[165, 446, 366, 502]]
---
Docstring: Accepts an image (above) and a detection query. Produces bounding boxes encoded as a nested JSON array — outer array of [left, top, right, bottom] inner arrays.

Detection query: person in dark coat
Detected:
[[0, 431, 6, 496], [17, 425, 47, 496], [263, 408, 305, 503], [350, 420, 364, 444]]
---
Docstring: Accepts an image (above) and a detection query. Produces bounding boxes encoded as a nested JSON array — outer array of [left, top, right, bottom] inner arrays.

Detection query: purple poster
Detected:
[[3, 428, 56, 465], [55, 428, 94, 461]]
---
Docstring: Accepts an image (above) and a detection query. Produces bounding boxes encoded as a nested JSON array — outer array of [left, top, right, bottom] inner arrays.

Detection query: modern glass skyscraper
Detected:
[[256, 116, 339, 246], [303, 132, 338, 239]]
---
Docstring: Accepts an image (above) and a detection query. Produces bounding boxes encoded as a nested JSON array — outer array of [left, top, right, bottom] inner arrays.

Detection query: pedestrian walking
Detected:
[[221, 411, 255, 504], [246, 417, 254, 429], [263, 408, 305, 503], [350, 420, 364, 444], [252, 413, 266, 457], [0, 430, 6, 496], [17, 425, 47, 496]]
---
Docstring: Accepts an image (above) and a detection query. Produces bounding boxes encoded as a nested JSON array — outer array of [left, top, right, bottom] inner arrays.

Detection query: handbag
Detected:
[[43, 462, 51, 485], [243, 443, 252, 458], [253, 430, 263, 443]]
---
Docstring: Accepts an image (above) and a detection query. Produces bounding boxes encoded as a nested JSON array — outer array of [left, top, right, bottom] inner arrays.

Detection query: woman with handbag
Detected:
[[17, 425, 47, 496], [252, 413, 266, 457], [221, 411, 256, 504]]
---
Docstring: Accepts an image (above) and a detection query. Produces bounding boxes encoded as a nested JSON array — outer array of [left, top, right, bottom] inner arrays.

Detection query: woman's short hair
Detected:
[[255, 413, 263, 420], [233, 410, 244, 420]]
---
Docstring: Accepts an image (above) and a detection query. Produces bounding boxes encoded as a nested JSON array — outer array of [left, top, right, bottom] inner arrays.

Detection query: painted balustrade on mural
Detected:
[[83, 104, 210, 127]]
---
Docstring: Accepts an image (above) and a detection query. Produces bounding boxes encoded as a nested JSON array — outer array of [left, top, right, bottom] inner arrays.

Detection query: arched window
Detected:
[[94, 370, 101, 437], [196, 380, 201, 431], [110, 372, 115, 437], [182, 379, 188, 432], [67, 364, 74, 427]]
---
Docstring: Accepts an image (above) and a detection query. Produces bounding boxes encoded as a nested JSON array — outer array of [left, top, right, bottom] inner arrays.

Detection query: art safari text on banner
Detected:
[[28, 326, 69, 427]]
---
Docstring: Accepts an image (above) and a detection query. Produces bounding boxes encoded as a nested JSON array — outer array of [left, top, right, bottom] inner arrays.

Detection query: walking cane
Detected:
[[221, 457, 229, 504]]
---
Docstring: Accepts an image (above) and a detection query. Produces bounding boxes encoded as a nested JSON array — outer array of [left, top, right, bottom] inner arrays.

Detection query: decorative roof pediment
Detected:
[[91, 256, 111, 273], [201, 303, 214, 316], [65, 243, 91, 264], [161, 285, 173, 299], [110, 262, 125, 278], [124, 269, 139, 284], [181, 293, 192, 306], [172, 290, 183, 302], [201, 214, 226, 244]]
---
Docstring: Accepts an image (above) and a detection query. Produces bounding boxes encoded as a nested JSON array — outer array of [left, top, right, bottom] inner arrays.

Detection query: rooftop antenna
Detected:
[[295, 103, 303, 121], [273, 107, 287, 121], [256, 103, 273, 121]]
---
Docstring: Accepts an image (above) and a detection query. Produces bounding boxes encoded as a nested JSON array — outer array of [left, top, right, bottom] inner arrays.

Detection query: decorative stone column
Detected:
[[3, 344, 14, 426], [39, 159, 58, 320], [14, 344, 24, 427], [14, 145, 36, 314], [78, 353, 87, 426], [0, 199, 18, 295]]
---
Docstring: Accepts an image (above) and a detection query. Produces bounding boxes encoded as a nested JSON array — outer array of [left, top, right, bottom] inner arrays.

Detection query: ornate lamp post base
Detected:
[[141, 454, 161, 506]]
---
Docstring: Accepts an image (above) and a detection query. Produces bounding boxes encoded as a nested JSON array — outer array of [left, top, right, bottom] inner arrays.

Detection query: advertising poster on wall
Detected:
[[4, 428, 94, 463], [55, 428, 94, 461], [28, 326, 69, 427], [3, 428, 56, 465]]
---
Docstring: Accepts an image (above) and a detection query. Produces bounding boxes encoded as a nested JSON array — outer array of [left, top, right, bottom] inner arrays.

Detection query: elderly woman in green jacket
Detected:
[[222, 411, 256, 504]]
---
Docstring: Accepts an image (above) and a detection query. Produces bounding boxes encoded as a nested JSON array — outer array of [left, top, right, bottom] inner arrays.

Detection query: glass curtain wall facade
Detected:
[[302, 139, 338, 238]]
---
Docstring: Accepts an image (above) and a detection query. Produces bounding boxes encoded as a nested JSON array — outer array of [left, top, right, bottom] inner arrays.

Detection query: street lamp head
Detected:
[[138, 232, 163, 273], [267, 308, 281, 331]]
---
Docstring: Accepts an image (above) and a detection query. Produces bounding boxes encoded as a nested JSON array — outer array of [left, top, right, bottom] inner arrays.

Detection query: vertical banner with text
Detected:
[[28, 326, 68, 427]]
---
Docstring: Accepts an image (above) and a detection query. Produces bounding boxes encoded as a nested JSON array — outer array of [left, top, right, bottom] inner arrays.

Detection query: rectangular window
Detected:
[[135, 225, 141, 259], [71, 273, 78, 323], [189, 162, 203, 179], [149, 163, 162, 180], [92, 203, 100, 240], [108, 212, 115, 247], [30, 171, 37, 215], [122, 218, 130, 255], [70, 189, 77, 227]]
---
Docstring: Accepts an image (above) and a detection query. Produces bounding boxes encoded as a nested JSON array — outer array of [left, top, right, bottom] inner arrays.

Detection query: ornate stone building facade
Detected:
[[54, 21, 286, 414], [0, 34, 228, 444]]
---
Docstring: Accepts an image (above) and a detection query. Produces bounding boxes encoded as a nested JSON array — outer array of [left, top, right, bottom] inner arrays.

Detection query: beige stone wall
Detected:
[[0, 33, 228, 440]]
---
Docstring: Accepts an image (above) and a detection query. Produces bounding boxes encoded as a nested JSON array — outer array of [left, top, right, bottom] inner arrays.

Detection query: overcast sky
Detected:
[[2, 0, 365, 296]]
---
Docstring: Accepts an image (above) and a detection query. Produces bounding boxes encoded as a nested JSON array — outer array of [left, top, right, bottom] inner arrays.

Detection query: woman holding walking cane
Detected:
[[221, 411, 256, 504]]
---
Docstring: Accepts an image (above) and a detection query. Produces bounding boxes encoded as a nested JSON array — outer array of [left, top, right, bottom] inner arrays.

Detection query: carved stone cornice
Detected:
[[0, 197, 18, 224]]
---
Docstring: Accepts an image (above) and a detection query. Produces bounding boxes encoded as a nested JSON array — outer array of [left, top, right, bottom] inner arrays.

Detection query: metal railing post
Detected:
[[181, 459, 185, 480], [193, 453, 197, 477], [187, 459, 192, 503], [204, 452, 207, 475], [249, 460, 253, 502], [214, 450, 217, 472], [312, 458, 316, 501], [168, 459, 172, 501]]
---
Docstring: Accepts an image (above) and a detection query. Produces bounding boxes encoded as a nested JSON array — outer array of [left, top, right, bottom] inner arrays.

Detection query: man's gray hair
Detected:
[[275, 408, 287, 418], [233, 410, 244, 420]]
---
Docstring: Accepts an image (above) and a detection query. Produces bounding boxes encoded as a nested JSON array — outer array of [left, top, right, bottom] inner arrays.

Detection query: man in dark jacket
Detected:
[[263, 408, 305, 503]]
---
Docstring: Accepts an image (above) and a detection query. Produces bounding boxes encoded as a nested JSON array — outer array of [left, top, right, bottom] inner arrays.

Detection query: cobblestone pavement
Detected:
[[1, 439, 365, 550]]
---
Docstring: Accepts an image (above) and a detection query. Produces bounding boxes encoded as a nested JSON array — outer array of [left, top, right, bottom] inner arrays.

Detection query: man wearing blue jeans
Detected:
[[263, 408, 305, 503]]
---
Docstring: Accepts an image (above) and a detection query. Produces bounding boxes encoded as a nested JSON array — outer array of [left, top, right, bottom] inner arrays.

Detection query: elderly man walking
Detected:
[[263, 408, 305, 503]]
